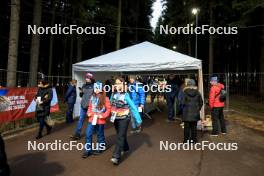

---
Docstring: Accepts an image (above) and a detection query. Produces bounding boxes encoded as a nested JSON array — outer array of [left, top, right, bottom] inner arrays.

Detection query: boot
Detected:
[[36, 132, 43, 140], [47, 126, 52, 135]]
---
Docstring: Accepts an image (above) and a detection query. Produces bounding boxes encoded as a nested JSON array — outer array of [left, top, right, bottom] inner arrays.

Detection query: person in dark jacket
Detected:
[[35, 79, 53, 139], [0, 136, 9, 176], [165, 74, 179, 122], [64, 79, 77, 123], [71, 73, 94, 140], [0, 96, 10, 176], [180, 79, 203, 143]]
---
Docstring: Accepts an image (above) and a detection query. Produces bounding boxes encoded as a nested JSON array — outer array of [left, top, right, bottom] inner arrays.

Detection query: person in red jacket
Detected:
[[82, 81, 111, 158], [209, 76, 227, 136]]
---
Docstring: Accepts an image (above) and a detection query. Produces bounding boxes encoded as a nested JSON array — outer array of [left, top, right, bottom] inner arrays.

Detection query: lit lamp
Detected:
[[192, 8, 199, 58]]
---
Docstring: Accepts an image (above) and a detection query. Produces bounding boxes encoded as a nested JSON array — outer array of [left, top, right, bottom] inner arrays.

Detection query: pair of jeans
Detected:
[[84, 123, 105, 154], [113, 117, 130, 159], [74, 107, 87, 137], [38, 116, 50, 135], [183, 121, 197, 143], [166, 94, 176, 120], [211, 107, 227, 135], [66, 103, 74, 123]]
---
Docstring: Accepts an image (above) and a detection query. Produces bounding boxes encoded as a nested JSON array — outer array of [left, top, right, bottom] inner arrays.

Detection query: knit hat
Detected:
[[86, 72, 93, 79], [129, 75, 137, 80], [94, 81, 103, 92], [210, 76, 218, 83], [187, 79, 196, 87]]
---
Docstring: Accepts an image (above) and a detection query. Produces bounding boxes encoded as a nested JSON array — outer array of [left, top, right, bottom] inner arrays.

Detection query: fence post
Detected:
[[226, 72, 230, 112], [198, 69, 205, 119]]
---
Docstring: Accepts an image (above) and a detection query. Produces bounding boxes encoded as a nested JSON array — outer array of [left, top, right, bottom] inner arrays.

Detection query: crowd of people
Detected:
[[0, 72, 227, 172]]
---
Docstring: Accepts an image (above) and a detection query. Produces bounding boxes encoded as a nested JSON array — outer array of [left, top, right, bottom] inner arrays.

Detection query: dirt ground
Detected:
[[4, 109, 264, 176]]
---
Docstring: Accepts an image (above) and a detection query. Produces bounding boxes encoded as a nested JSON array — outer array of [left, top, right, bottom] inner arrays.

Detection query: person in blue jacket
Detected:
[[110, 77, 142, 165], [165, 74, 179, 122], [128, 75, 145, 133], [64, 79, 77, 123]]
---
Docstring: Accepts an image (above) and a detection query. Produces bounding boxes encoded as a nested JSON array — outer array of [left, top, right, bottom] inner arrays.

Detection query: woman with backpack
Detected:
[[209, 76, 227, 136], [110, 77, 141, 165]]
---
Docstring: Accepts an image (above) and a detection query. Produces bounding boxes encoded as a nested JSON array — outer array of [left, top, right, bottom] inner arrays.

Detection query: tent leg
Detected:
[[198, 69, 205, 120], [144, 112, 152, 119]]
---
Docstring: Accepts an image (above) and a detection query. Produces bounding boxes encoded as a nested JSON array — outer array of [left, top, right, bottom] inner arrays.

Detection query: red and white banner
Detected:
[[0, 87, 59, 123]]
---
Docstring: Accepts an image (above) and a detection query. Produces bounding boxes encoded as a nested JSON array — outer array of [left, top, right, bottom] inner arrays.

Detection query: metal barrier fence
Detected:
[[0, 69, 72, 96], [0, 69, 72, 134], [0, 69, 263, 134], [203, 72, 264, 118]]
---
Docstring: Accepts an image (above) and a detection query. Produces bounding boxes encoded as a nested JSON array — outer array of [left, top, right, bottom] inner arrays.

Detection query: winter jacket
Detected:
[[166, 79, 179, 97], [35, 85, 53, 118], [209, 83, 225, 109], [181, 87, 203, 122], [0, 98, 10, 176], [178, 88, 185, 104], [87, 95, 111, 125], [80, 83, 94, 109], [110, 92, 142, 124], [128, 82, 145, 106], [64, 84, 76, 104], [0, 135, 10, 176]]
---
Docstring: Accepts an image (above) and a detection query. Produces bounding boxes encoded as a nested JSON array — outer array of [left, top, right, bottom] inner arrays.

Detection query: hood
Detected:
[[84, 82, 93, 87], [167, 79, 177, 86], [85, 82, 93, 85], [184, 87, 199, 97], [218, 83, 225, 89], [39, 84, 50, 89], [212, 83, 224, 91]]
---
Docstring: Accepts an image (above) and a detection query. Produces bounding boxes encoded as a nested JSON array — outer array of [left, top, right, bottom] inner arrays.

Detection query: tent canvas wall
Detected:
[[72, 41, 204, 118]]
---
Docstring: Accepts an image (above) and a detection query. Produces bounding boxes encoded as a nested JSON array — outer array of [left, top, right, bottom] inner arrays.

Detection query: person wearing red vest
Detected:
[[82, 81, 111, 158], [209, 76, 227, 136]]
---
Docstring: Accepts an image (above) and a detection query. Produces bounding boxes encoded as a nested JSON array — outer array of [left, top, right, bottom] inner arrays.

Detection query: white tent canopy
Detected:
[[73, 41, 202, 72], [72, 41, 204, 118]]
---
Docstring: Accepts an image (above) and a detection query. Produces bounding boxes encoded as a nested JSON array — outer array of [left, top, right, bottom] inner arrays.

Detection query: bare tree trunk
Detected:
[[62, 39, 67, 76], [116, 0, 122, 50], [29, 0, 42, 86], [100, 35, 104, 54], [188, 35, 191, 55], [69, 36, 74, 74], [260, 12, 264, 95], [246, 31, 251, 93], [134, 0, 139, 43], [76, 36, 83, 62], [48, 0, 56, 76], [208, 2, 214, 75], [7, 0, 20, 87]]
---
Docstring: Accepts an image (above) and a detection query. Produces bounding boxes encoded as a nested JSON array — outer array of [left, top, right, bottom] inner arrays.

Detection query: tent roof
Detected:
[[73, 41, 202, 72]]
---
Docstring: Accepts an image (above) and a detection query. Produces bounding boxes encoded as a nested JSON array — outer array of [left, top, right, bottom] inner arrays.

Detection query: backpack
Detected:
[[216, 88, 227, 102]]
